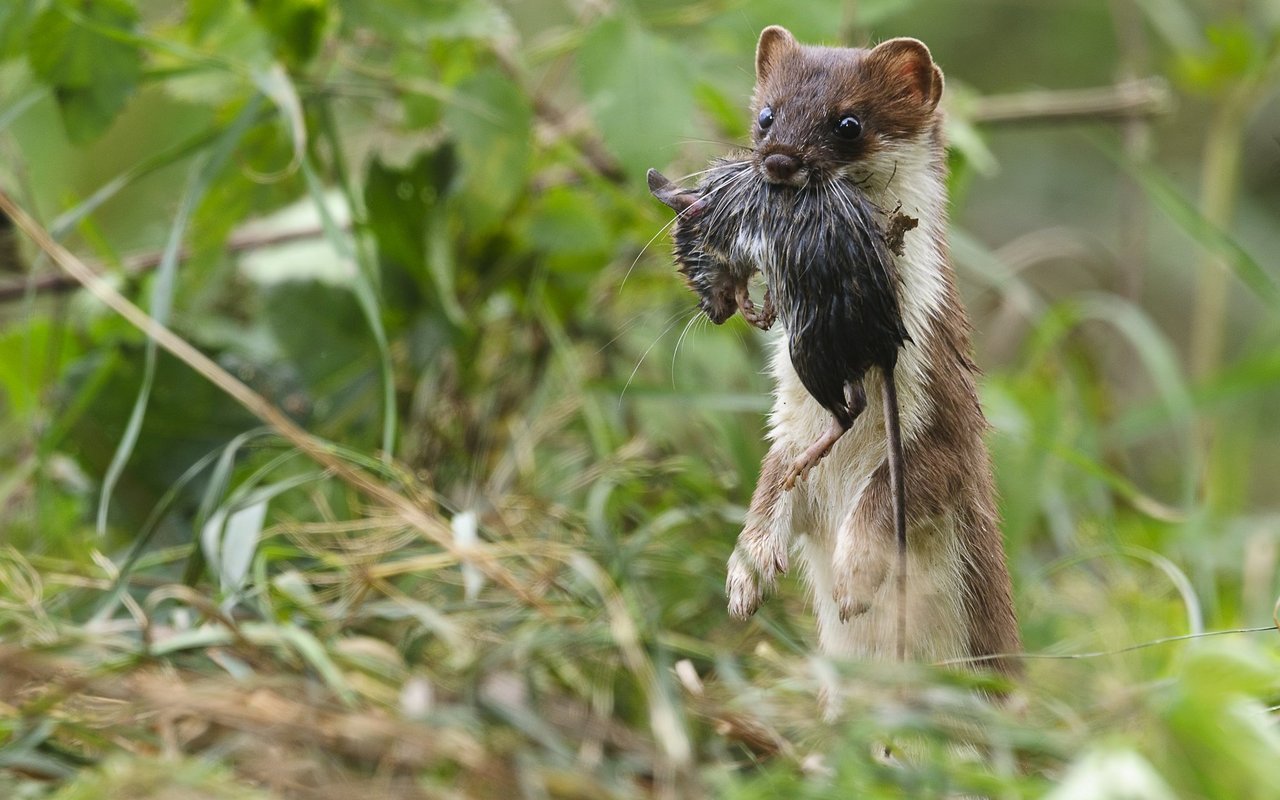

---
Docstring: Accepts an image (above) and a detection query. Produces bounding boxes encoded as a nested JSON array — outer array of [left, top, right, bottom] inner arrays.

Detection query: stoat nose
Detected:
[[762, 153, 801, 183]]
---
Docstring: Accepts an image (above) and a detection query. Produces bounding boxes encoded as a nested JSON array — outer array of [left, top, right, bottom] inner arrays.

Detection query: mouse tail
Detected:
[[882, 365, 908, 663]]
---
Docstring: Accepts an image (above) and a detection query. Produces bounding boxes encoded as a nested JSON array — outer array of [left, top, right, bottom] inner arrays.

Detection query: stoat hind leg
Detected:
[[830, 467, 895, 622]]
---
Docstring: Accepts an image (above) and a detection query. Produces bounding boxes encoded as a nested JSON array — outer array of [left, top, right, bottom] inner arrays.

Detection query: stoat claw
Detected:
[[833, 586, 872, 622], [830, 536, 890, 624], [726, 550, 763, 620]]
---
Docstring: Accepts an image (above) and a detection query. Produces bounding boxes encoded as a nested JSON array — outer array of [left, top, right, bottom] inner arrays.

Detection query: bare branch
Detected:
[[0, 219, 340, 303], [970, 77, 1173, 125]]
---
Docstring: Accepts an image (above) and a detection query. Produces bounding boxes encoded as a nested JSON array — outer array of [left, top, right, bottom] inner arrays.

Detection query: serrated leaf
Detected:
[[578, 18, 694, 179], [441, 67, 531, 227]]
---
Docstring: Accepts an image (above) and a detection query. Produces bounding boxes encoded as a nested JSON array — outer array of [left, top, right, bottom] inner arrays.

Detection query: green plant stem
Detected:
[[1189, 91, 1249, 384], [1189, 55, 1279, 509]]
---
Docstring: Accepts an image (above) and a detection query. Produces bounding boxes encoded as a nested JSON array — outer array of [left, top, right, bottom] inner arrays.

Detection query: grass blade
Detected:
[[301, 158, 397, 460], [95, 97, 263, 536]]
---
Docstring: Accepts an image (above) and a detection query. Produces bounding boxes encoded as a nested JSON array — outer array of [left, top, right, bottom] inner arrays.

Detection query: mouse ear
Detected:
[[756, 26, 798, 82], [867, 38, 944, 109]]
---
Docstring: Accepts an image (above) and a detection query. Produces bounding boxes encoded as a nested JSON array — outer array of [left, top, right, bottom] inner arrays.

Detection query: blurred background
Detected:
[[0, 0, 1278, 797]]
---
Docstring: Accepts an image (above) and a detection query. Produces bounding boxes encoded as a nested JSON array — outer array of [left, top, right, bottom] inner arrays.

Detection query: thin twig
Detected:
[[0, 220, 341, 303], [970, 77, 1172, 125], [1110, 0, 1152, 300], [937, 624, 1279, 668], [492, 49, 626, 183], [0, 189, 550, 615]]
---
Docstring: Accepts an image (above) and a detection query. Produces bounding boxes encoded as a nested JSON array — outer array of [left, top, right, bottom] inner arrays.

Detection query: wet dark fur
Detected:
[[652, 159, 908, 429]]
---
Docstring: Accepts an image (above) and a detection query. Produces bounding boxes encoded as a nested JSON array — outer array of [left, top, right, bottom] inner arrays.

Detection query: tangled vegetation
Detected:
[[0, 1, 1278, 797]]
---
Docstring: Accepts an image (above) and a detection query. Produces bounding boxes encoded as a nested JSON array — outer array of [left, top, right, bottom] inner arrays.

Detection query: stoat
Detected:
[[652, 27, 1020, 675]]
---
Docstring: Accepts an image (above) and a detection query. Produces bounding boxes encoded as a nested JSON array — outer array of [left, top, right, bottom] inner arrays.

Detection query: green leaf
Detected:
[[0, 318, 80, 421], [215, 499, 268, 593], [363, 146, 466, 324], [1045, 749, 1176, 800], [27, 0, 142, 142], [0, 0, 34, 60], [250, 63, 307, 179], [417, 0, 514, 42], [337, 0, 513, 46], [1175, 21, 1261, 94], [578, 17, 694, 179], [53, 85, 131, 143], [246, 0, 330, 66], [441, 67, 532, 227], [363, 147, 455, 271]]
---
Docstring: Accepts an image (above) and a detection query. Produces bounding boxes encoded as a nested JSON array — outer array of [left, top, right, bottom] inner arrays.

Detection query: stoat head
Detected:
[[750, 26, 944, 190]]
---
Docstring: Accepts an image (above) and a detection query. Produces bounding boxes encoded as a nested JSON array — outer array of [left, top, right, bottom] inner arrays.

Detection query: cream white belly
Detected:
[[763, 329, 968, 664]]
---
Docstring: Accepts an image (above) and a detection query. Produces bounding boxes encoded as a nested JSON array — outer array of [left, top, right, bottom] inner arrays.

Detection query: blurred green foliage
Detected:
[[0, 0, 1278, 798]]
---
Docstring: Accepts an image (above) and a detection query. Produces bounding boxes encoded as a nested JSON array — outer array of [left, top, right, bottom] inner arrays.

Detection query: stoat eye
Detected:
[[835, 115, 862, 140], [757, 106, 774, 130]]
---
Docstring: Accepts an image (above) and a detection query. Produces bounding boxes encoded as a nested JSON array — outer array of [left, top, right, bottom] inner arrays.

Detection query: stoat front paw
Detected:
[[725, 530, 789, 620], [726, 550, 763, 620]]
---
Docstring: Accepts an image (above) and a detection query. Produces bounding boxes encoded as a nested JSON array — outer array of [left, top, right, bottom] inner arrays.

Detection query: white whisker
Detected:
[[618, 307, 691, 406]]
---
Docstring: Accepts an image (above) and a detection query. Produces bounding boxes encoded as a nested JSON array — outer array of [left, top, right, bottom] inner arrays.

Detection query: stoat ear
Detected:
[[756, 26, 798, 82], [868, 38, 944, 109]]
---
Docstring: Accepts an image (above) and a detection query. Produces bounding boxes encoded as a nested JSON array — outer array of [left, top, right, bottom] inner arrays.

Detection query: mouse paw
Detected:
[[735, 287, 769, 331], [759, 289, 777, 330], [738, 296, 775, 331], [782, 457, 816, 492], [739, 306, 769, 331]]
